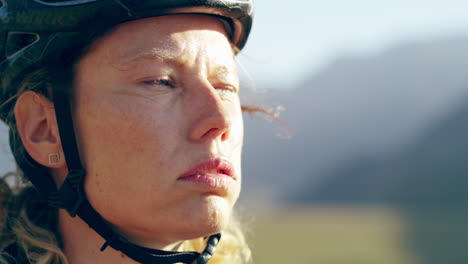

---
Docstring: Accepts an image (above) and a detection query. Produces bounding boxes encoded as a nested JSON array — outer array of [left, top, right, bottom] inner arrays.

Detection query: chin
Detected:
[[183, 194, 234, 238], [110, 195, 236, 248]]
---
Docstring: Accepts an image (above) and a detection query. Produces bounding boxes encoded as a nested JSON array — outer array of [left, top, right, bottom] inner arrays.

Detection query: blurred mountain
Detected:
[[292, 92, 468, 207], [240, 35, 468, 205]]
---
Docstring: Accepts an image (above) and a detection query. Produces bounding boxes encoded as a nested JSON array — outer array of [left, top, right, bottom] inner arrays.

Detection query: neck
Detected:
[[58, 210, 185, 264]]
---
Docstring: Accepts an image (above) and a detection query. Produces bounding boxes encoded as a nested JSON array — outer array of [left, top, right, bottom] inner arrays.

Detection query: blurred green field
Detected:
[[244, 206, 468, 264]]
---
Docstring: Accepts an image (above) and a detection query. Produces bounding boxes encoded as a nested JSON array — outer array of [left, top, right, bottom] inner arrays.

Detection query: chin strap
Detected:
[[28, 66, 221, 264]]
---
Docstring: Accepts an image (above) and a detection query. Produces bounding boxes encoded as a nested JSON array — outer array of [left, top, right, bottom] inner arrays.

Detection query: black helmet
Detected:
[[0, 1, 253, 263]]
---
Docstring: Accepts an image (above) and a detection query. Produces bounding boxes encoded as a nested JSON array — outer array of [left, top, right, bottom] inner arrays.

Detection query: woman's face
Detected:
[[73, 15, 243, 247]]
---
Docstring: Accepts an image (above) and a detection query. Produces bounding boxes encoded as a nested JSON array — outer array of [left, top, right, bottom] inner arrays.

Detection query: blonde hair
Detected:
[[0, 180, 67, 264], [0, 68, 252, 264]]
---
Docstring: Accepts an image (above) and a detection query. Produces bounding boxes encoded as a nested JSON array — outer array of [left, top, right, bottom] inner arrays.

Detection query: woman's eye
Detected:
[[142, 78, 174, 88], [215, 85, 238, 95]]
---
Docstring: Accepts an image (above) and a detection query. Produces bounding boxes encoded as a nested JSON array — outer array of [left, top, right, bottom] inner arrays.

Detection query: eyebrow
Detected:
[[116, 48, 180, 67]]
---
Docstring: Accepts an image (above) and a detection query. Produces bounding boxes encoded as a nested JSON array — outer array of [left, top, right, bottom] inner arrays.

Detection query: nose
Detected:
[[188, 81, 232, 142]]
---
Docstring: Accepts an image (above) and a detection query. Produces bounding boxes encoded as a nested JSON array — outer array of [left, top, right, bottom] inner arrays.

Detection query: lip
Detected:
[[177, 157, 237, 194], [179, 157, 236, 181]]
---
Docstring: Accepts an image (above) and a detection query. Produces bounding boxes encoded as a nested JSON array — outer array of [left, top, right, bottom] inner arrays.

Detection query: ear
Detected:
[[14, 91, 65, 169]]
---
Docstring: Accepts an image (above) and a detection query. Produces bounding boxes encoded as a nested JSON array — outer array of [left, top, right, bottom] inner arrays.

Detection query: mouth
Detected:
[[177, 157, 237, 193], [178, 157, 236, 180]]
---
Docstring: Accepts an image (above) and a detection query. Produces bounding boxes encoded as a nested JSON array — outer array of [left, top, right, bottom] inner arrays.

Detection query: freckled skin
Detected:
[[72, 15, 243, 248]]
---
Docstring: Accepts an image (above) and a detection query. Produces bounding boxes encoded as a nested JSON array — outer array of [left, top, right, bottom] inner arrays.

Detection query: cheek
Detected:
[[78, 94, 171, 154], [74, 94, 179, 189], [74, 94, 186, 217]]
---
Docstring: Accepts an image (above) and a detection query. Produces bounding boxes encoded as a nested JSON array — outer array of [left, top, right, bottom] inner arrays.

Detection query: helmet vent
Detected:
[[5, 32, 40, 59]]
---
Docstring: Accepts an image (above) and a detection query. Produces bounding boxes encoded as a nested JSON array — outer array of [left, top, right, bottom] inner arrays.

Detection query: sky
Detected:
[[239, 0, 468, 90]]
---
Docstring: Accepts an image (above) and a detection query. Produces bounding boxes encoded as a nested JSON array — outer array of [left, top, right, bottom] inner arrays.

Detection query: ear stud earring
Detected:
[[48, 153, 60, 165]]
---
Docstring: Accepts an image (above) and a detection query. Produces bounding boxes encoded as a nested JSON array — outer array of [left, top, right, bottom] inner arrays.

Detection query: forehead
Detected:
[[86, 14, 234, 68]]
